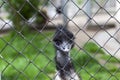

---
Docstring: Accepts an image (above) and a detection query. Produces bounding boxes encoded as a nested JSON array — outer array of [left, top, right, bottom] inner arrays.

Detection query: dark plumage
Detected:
[[53, 25, 80, 80], [56, 6, 62, 14]]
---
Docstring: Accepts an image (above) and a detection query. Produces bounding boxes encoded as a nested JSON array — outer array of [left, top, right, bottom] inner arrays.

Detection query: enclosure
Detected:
[[0, 0, 120, 80]]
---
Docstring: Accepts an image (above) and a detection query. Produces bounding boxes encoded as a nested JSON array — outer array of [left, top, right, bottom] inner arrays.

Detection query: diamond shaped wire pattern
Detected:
[[0, 0, 120, 80]]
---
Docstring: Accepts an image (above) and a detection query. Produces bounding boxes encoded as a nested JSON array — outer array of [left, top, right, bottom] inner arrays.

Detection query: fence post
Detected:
[[84, 0, 92, 25], [115, 0, 120, 41], [61, 0, 68, 28]]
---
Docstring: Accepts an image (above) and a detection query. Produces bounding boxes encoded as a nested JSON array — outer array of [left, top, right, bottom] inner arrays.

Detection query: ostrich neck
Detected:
[[55, 50, 74, 72]]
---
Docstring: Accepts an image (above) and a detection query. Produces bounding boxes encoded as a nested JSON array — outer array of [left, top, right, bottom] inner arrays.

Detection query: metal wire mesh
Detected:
[[0, 0, 120, 80]]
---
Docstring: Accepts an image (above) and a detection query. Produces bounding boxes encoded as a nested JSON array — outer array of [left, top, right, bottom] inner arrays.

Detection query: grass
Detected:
[[0, 31, 120, 80], [0, 31, 55, 80]]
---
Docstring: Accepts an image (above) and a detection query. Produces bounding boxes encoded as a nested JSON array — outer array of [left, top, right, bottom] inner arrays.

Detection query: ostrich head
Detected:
[[53, 25, 75, 53]]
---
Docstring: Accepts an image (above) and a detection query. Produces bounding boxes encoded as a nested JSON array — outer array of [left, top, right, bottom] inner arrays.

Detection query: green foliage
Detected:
[[0, 33, 120, 80], [77, 0, 83, 5], [0, 31, 55, 80], [4, 0, 48, 35], [83, 42, 105, 54], [71, 42, 120, 80], [101, 55, 120, 63], [6, 0, 39, 20]]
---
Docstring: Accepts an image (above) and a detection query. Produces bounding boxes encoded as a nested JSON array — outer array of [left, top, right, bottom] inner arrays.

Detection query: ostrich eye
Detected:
[[68, 39, 73, 44], [55, 40, 62, 46], [69, 40, 73, 43]]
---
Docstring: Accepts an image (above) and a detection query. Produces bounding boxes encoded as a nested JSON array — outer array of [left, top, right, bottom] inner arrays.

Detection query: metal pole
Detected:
[[84, 0, 92, 24], [61, 0, 68, 28], [115, 0, 120, 41]]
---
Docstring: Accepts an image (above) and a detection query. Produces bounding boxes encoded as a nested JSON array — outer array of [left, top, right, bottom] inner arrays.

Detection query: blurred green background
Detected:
[[0, 0, 120, 80]]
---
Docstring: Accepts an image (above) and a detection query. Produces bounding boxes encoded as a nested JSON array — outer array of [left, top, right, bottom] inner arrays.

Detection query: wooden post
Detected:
[[115, 0, 120, 41], [84, 0, 92, 24], [61, 0, 68, 28]]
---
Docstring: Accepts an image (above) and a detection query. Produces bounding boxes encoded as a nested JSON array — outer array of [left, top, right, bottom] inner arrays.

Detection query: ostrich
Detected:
[[53, 25, 80, 80]]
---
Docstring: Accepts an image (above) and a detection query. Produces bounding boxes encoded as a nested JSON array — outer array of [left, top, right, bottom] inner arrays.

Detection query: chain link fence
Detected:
[[0, 0, 120, 80]]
